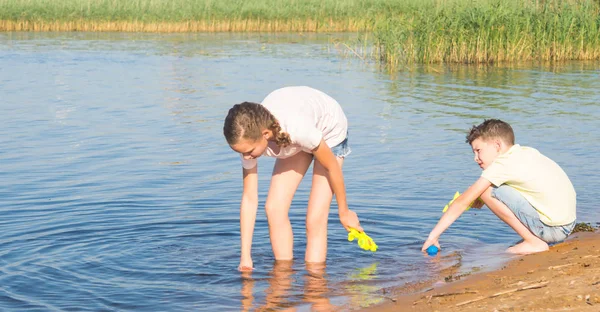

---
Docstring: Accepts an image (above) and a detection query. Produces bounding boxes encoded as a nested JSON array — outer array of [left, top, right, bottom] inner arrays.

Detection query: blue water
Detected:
[[1, 32, 598, 311]]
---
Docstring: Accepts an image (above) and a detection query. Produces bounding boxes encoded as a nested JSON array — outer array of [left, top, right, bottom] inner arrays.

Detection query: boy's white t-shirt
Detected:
[[481, 144, 576, 226], [241, 86, 348, 169]]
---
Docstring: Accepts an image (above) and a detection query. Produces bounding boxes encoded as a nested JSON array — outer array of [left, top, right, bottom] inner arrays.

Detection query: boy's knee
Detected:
[[491, 185, 513, 199], [490, 185, 528, 207], [479, 185, 495, 202]]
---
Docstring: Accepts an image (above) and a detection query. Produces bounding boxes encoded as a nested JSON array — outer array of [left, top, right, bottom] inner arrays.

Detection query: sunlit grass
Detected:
[[0, 0, 384, 32], [372, 0, 600, 69], [1, 0, 599, 68]]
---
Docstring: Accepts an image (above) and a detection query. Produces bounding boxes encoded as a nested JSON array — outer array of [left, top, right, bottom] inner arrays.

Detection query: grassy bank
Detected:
[[373, 0, 600, 68], [1, 0, 599, 67], [0, 0, 390, 32]]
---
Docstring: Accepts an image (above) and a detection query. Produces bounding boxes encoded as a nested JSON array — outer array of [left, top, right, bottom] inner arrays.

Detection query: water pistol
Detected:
[[348, 228, 378, 252]]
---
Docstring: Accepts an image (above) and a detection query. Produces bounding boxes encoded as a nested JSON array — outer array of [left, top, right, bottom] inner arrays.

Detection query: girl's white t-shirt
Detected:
[[241, 86, 348, 169]]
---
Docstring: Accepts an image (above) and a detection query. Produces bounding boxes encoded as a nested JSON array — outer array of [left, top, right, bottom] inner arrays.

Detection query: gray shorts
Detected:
[[492, 185, 575, 244], [331, 136, 351, 158]]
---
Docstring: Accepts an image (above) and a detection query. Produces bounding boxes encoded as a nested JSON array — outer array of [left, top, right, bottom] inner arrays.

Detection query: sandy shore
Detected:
[[361, 230, 600, 312]]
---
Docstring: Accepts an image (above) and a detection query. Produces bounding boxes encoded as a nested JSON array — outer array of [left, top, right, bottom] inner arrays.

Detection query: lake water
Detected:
[[1, 32, 598, 311]]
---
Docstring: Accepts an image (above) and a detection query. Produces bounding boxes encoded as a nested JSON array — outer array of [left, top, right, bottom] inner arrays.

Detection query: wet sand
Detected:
[[361, 231, 600, 311]]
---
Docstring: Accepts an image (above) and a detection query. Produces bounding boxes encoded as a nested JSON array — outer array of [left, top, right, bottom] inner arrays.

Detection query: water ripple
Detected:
[[0, 32, 598, 311]]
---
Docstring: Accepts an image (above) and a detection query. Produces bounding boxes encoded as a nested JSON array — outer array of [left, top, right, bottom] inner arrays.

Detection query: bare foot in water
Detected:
[[506, 240, 549, 254]]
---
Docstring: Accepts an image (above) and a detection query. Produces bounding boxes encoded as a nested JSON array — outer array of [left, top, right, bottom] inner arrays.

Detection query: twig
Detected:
[[582, 255, 600, 259], [548, 263, 576, 270], [592, 281, 600, 286], [508, 279, 545, 287], [456, 296, 486, 307], [411, 286, 480, 305], [338, 42, 365, 61], [430, 290, 479, 298], [455, 282, 549, 307], [489, 282, 549, 297], [507, 281, 526, 287]]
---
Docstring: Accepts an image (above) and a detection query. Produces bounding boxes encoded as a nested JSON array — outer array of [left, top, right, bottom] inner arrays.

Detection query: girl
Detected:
[[223, 86, 362, 271]]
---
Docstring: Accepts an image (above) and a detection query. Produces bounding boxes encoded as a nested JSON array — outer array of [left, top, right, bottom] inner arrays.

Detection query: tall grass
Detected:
[[1, 0, 599, 67], [373, 0, 600, 68], [0, 0, 390, 32]]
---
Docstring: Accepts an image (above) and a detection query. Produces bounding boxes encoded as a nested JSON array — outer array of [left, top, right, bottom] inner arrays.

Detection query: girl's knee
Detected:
[[265, 203, 288, 221], [305, 214, 328, 235]]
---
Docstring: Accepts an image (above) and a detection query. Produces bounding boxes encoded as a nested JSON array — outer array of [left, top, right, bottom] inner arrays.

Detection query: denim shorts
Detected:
[[330, 136, 351, 158], [492, 185, 575, 244]]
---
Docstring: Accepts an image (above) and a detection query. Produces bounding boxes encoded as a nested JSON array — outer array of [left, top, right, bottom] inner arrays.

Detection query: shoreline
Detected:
[[361, 230, 600, 311]]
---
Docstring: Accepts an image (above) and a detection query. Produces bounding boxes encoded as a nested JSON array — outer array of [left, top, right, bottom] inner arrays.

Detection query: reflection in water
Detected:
[[241, 261, 336, 311], [263, 260, 296, 311], [344, 263, 384, 308], [303, 262, 334, 311], [240, 271, 255, 312]]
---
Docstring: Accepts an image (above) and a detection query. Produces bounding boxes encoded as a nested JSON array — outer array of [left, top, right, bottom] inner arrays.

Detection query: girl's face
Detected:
[[230, 135, 269, 160], [470, 137, 501, 170]]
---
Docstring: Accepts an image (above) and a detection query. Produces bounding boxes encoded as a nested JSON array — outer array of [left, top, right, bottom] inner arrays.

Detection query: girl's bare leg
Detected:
[[266, 152, 313, 260], [305, 157, 344, 263]]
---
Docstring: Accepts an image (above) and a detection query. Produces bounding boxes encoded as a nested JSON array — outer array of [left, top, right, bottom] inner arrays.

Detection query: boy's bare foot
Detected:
[[506, 240, 549, 254]]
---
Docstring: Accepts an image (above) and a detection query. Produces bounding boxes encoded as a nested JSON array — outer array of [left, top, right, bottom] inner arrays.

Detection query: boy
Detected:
[[422, 119, 576, 254]]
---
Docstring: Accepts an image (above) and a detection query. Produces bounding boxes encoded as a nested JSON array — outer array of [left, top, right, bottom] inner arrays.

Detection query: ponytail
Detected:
[[269, 121, 291, 147]]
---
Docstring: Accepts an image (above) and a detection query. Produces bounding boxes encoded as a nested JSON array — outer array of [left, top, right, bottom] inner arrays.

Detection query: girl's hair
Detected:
[[466, 119, 515, 145], [223, 102, 292, 147]]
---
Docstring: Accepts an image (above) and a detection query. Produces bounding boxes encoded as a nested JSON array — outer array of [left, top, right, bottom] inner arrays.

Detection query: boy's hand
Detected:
[[238, 257, 253, 272], [339, 209, 363, 233], [421, 237, 441, 252], [471, 198, 484, 209]]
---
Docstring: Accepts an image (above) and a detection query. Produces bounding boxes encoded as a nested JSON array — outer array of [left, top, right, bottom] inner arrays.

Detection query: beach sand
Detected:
[[361, 230, 599, 312]]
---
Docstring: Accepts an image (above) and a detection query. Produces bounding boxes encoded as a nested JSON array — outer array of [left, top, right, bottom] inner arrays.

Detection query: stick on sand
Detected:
[[455, 282, 549, 307]]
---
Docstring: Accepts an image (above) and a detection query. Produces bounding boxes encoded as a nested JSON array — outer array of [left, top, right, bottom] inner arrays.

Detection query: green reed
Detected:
[[0, 0, 390, 32], [1, 0, 599, 67], [373, 0, 600, 68]]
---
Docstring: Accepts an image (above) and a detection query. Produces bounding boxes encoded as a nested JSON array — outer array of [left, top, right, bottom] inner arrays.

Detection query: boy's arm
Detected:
[[239, 165, 258, 270], [422, 177, 491, 251]]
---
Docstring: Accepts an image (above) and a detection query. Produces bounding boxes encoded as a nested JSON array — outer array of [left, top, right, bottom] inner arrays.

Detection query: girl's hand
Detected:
[[238, 257, 253, 272], [339, 209, 363, 232], [421, 237, 441, 252]]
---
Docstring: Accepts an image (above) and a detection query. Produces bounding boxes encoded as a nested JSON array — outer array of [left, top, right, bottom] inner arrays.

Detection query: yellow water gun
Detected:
[[442, 191, 474, 212], [348, 228, 378, 252]]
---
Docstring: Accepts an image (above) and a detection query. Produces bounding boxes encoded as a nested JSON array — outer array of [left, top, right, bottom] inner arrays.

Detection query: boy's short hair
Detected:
[[466, 119, 515, 145]]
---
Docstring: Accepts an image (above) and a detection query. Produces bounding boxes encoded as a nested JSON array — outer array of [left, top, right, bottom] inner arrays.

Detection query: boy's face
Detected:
[[470, 137, 501, 170]]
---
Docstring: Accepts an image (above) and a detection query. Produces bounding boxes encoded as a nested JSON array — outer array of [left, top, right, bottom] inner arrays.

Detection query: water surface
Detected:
[[1, 32, 598, 311]]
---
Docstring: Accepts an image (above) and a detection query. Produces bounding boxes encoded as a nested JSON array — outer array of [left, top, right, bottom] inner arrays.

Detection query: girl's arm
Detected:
[[422, 177, 491, 251], [312, 139, 363, 232], [239, 165, 258, 270]]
